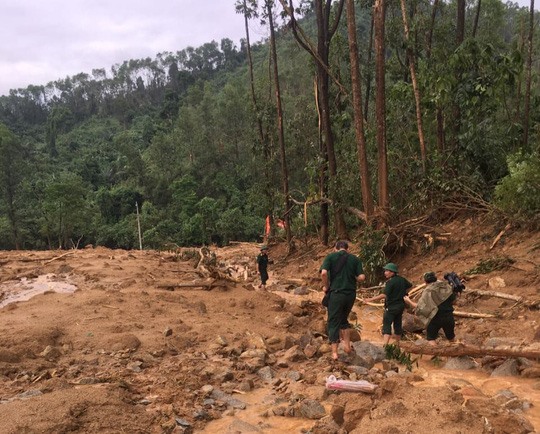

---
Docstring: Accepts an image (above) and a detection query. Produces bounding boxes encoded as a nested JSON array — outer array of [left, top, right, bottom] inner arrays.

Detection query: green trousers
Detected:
[[326, 291, 356, 343]]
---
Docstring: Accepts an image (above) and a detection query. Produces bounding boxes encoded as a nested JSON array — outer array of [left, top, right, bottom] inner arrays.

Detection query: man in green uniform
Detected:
[[256, 245, 270, 290], [320, 240, 366, 360], [364, 263, 413, 346]]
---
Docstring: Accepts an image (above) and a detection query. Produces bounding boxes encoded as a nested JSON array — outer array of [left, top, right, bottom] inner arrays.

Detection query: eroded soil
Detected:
[[0, 216, 539, 434]]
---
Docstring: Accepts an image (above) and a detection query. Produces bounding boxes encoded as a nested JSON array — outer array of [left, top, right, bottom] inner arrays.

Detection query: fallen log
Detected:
[[157, 281, 225, 291], [408, 283, 427, 298], [467, 289, 523, 302], [358, 301, 496, 319], [399, 341, 540, 360], [453, 311, 496, 319], [43, 252, 75, 264]]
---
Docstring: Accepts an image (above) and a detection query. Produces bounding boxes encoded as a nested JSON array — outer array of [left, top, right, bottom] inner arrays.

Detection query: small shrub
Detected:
[[465, 256, 515, 275], [495, 152, 540, 221]]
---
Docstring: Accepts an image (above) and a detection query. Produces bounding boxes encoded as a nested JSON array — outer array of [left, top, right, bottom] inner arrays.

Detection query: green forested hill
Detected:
[[0, 0, 538, 252]]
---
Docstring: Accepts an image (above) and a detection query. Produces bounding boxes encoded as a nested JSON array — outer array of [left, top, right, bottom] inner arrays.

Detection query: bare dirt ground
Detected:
[[0, 216, 539, 434]]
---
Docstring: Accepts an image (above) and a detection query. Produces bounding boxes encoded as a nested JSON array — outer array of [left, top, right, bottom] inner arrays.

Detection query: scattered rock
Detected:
[[298, 398, 326, 419]]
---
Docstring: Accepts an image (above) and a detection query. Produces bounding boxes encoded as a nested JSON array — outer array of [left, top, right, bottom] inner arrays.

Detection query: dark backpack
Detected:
[[444, 272, 465, 293]]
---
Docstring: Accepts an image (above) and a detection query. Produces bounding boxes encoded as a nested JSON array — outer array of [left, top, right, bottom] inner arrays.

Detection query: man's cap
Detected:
[[383, 263, 398, 273]]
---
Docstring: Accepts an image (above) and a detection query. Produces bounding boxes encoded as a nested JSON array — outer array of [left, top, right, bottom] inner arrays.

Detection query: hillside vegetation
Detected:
[[0, 0, 538, 253]]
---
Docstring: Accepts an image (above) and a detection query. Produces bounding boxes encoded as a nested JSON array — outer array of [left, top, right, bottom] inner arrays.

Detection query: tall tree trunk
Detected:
[[436, 106, 445, 153], [239, 0, 275, 241], [346, 0, 374, 220], [399, 0, 426, 173], [523, 0, 534, 150], [279, 0, 347, 243], [314, 77, 330, 245], [267, 1, 293, 249], [514, 20, 526, 136], [472, 0, 481, 38], [456, 0, 465, 44], [374, 0, 389, 222], [426, 0, 439, 59], [364, 13, 375, 122], [450, 0, 466, 149], [315, 0, 348, 241]]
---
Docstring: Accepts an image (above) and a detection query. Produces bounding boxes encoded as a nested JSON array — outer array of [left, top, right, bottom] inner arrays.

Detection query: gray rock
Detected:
[[491, 359, 520, 377], [444, 356, 478, 370], [298, 398, 326, 419], [286, 370, 303, 381], [257, 366, 275, 382], [352, 341, 385, 362], [211, 389, 247, 409], [226, 419, 262, 432], [293, 286, 310, 295], [274, 312, 295, 328]]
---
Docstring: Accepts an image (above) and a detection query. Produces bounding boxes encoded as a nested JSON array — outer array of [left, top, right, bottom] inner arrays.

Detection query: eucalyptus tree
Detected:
[[235, 0, 276, 240], [345, 0, 374, 220], [399, 0, 426, 173], [264, 0, 293, 249], [374, 0, 389, 220], [522, 0, 535, 149], [279, 0, 348, 244]]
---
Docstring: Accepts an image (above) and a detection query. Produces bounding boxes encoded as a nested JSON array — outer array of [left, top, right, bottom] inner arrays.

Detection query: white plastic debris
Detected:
[[325, 375, 378, 393]]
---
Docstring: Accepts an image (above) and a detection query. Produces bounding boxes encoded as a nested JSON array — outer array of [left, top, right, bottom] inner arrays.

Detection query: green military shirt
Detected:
[[256, 253, 269, 272], [383, 275, 413, 309], [320, 250, 364, 294]]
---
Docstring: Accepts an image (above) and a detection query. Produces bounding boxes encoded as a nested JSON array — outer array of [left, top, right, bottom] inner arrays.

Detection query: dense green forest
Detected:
[[0, 0, 538, 252]]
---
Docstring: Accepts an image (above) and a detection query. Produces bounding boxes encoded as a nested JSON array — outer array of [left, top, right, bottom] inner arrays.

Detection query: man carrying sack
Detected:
[[407, 271, 457, 345]]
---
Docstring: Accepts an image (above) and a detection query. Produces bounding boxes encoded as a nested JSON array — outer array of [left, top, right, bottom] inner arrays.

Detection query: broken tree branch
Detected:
[[399, 341, 540, 360], [43, 252, 75, 264], [453, 311, 496, 319], [467, 289, 523, 302]]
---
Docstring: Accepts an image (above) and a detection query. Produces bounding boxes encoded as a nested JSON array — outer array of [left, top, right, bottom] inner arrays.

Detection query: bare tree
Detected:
[[472, 0, 482, 38], [345, 0, 374, 220], [523, 0, 535, 149], [236, 0, 275, 240], [279, 0, 347, 244], [266, 0, 293, 249], [364, 13, 375, 123], [400, 0, 426, 173], [374, 0, 389, 221]]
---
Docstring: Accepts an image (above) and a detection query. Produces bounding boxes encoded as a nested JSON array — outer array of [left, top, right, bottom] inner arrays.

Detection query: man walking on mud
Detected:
[[363, 263, 413, 347], [256, 245, 270, 290], [320, 240, 366, 361]]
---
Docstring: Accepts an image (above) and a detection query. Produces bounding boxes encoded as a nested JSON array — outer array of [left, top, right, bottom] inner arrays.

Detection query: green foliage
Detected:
[[465, 256, 516, 275], [0, 3, 537, 250], [495, 152, 540, 220], [39, 172, 97, 249], [356, 227, 387, 286], [384, 344, 418, 372]]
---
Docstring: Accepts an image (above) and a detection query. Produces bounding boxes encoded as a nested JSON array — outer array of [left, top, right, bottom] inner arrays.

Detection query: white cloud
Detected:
[[0, 0, 258, 95]]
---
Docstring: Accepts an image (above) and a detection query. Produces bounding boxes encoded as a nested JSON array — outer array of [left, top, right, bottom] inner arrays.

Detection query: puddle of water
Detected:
[[200, 387, 314, 433], [0, 274, 78, 308]]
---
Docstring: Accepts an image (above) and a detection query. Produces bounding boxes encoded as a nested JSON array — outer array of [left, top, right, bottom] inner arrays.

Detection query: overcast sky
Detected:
[[0, 0, 533, 97], [0, 0, 268, 96]]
